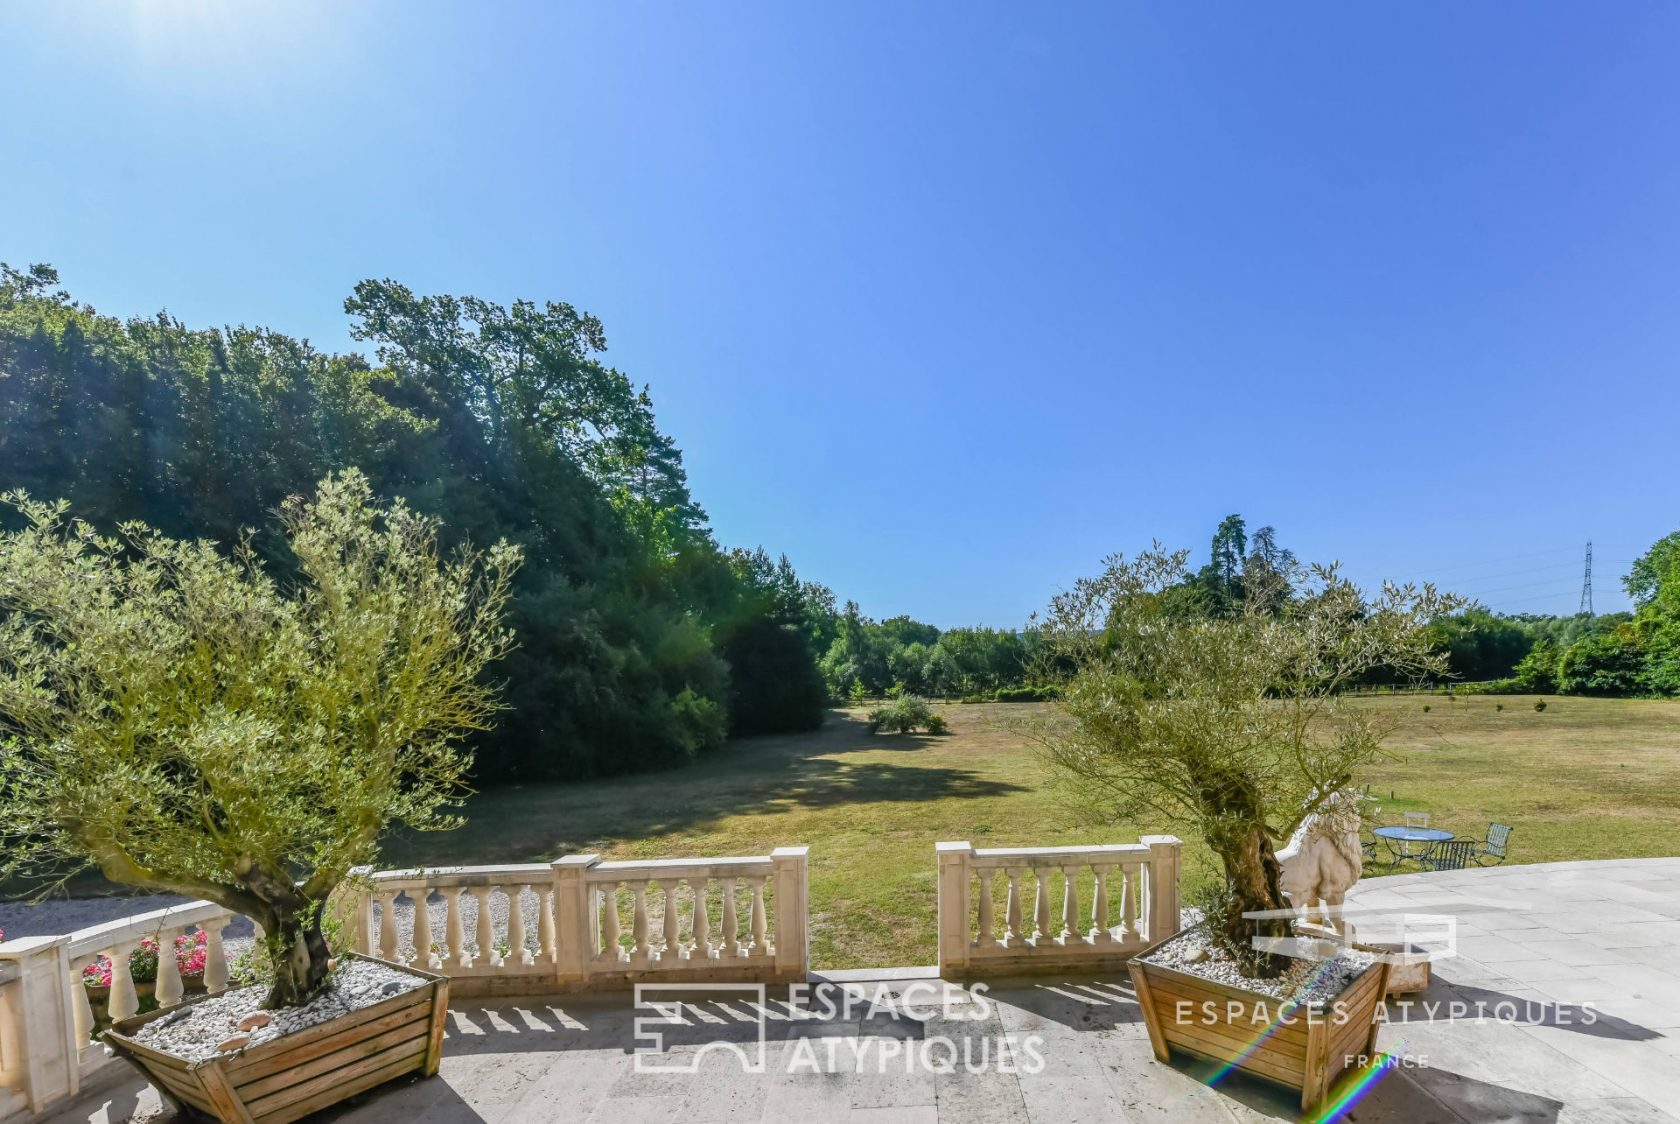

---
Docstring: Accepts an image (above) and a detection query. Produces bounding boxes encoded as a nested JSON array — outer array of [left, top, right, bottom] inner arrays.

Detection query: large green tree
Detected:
[[0, 473, 519, 1006], [0, 264, 831, 781]]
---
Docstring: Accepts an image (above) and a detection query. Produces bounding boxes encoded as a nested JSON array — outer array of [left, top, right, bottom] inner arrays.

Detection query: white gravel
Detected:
[[131, 960, 425, 1064], [1141, 924, 1375, 1006]]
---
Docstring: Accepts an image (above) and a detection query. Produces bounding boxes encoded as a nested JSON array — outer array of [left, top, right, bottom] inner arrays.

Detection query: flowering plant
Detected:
[[82, 930, 209, 987]]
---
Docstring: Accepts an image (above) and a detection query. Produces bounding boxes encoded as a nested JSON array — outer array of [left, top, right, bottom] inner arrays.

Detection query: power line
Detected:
[[1405, 546, 1583, 581]]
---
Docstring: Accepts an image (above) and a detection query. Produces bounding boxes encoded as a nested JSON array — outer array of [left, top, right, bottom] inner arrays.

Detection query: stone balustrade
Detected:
[[2, 837, 1182, 1118], [936, 836, 1182, 976], [349, 847, 811, 994], [0, 901, 238, 1116]]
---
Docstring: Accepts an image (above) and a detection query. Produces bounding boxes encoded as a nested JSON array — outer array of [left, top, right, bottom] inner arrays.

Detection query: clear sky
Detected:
[[3, 2, 1675, 625]]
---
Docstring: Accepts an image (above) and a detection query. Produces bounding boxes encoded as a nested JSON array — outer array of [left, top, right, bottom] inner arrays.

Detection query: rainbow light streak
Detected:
[[1200, 955, 1345, 1089], [1311, 1049, 1401, 1123]]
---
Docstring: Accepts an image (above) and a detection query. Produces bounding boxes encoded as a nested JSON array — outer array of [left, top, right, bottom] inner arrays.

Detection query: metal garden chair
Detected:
[[1475, 822, 1513, 865], [1421, 840, 1478, 872]]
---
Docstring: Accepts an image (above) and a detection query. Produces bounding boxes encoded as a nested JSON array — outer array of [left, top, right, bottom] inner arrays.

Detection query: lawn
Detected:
[[382, 695, 1680, 970]]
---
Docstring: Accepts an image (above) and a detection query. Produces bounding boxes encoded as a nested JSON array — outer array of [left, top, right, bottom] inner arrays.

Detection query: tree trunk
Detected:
[[264, 903, 332, 1009], [1219, 823, 1293, 979]]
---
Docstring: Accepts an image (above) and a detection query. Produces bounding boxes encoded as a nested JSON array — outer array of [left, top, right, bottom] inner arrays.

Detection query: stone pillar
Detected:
[[1142, 835, 1183, 943], [936, 842, 975, 977], [770, 846, 810, 980], [552, 854, 600, 984], [0, 934, 78, 1113]]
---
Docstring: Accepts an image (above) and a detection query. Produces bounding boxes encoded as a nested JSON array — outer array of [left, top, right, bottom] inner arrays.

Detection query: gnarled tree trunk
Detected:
[[264, 903, 333, 1008], [1218, 824, 1293, 978]]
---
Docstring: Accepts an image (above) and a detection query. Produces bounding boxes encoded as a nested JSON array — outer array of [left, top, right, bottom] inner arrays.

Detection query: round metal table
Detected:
[[1371, 825, 1454, 871]]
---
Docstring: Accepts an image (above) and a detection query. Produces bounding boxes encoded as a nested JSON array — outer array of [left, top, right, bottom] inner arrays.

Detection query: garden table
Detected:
[[1371, 825, 1454, 872]]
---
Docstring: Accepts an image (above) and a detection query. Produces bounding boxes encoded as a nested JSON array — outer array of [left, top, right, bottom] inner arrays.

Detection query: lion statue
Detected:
[[1277, 786, 1365, 934]]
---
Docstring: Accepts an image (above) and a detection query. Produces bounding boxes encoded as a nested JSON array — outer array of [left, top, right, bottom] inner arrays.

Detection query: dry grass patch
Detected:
[[384, 696, 1680, 969]]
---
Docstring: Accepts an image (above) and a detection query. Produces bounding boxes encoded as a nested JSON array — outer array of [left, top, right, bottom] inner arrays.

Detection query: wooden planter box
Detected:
[[1128, 933, 1390, 1113], [103, 954, 448, 1124]]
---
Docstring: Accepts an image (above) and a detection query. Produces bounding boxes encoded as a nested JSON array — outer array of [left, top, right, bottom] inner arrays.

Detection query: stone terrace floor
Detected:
[[41, 858, 1680, 1123]]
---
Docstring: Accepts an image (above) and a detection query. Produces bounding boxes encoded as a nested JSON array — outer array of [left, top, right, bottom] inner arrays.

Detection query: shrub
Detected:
[[993, 685, 1057, 702], [1534, 700, 1547, 712], [1557, 628, 1647, 696], [866, 694, 950, 735]]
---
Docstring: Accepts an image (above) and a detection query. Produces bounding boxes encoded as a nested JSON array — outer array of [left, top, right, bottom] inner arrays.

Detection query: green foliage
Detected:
[[992, 685, 1056, 702], [1035, 545, 1460, 976], [1556, 626, 1647, 696], [1426, 608, 1535, 681], [0, 472, 518, 1006], [0, 264, 834, 780], [865, 695, 949, 736], [1185, 879, 1272, 977], [1513, 637, 1561, 694], [1534, 700, 1547, 712]]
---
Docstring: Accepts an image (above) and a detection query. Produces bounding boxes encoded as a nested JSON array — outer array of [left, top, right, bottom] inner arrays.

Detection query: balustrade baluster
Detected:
[[721, 878, 739, 957], [1060, 866, 1079, 942], [1120, 866, 1139, 938], [203, 917, 230, 992], [508, 885, 531, 966], [108, 941, 140, 1022], [749, 876, 768, 956], [476, 888, 497, 968], [378, 892, 401, 962], [156, 924, 185, 1006], [659, 880, 680, 961], [691, 879, 711, 959], [632, 883, 651, 962], [1005, 868, 1023, 945], [600, 884, 623, 961], [413, 891, 436, 969], [1090, 866, 1111, 942], [445, 888, 468, 968], [70, 954, 98, 1050], [976, 869, 996, 947], [539, 887, 557, 964], [1031, 868, 1050, 942]]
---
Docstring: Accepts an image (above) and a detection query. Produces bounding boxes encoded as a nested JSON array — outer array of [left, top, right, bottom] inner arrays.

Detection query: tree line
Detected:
[[0, 263, 847, 782]]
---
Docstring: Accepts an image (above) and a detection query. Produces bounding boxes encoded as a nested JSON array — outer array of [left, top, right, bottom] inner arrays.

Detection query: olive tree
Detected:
[[0, 470, 519, 1007], [1034, 546, 1458, 976]]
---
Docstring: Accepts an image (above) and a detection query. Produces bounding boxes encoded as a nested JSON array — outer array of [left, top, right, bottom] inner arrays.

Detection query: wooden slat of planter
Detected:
[[235, 1020, 430, 1102], [1127, 962, 1171, 1063], [106, 1032, 201, 1078], [1168, 1034, 1304, 1087], [1330, 1008, 1375, 1068], [424, 979, 449, 1077], [1144, 984, 1311, 1046], [230, 984, 430, 1074], [228, 999, 430, 1083], [1147, 998, 1308, 1061], [143, 1063, 218, 1115], [244, 1039, 429, 1122], [199, 1061, 255, 1124], [1155, 1007, 1309, 1068]]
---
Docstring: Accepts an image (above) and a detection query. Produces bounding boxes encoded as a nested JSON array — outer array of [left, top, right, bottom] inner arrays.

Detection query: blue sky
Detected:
[[3, 2, 1675, 625]]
